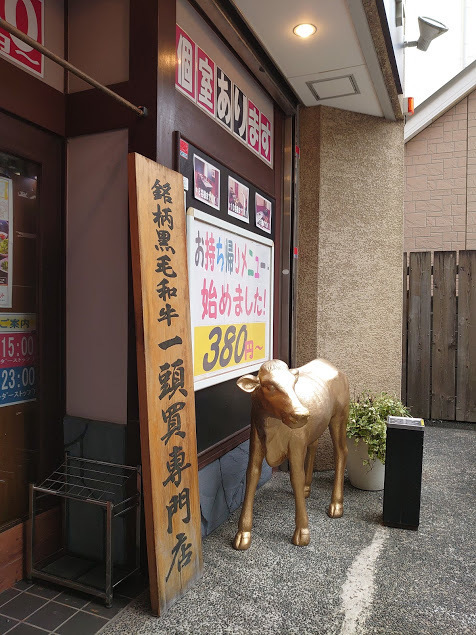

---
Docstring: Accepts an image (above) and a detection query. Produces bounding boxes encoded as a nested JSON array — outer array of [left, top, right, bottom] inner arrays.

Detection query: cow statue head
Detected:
[[237, 360, 310, 428]]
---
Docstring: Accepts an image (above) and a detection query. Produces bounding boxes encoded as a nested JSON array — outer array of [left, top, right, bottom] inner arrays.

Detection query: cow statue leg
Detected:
[[289, 445, 310, 546], [233, 426, 265, 550], [327, 404, 349, 518], [303, 440, 318, 499]]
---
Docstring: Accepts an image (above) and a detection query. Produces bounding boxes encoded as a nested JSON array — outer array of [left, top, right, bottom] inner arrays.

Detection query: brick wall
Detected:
[[468, 91, 476, 247], [404, 88, 476, 252]]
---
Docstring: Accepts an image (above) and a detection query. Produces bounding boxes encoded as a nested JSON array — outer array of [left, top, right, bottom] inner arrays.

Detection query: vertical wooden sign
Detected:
[[128, 153, 203, 615]]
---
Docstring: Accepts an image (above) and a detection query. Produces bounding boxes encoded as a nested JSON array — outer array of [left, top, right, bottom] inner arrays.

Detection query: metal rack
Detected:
[[27, 456, 141, 607]]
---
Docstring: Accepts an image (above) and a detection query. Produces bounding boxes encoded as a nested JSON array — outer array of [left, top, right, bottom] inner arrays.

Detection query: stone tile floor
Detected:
[[0, 573, 147, 635], [101, 424, 475, 635], [2, 424, 474, 635]]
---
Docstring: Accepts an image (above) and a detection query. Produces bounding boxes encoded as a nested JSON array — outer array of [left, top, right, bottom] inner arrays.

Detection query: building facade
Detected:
[[0, 0, 405, 592], [404, 61, 476, 253]]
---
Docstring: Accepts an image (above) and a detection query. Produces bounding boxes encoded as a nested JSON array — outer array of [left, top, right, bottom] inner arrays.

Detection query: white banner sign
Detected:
[[187, 208, 273, 389]]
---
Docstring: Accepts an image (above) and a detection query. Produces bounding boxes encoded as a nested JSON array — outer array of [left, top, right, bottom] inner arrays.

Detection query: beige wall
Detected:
[[404, 89, 476, 252], [297, 105, 404, 398], [66, 130, 129, 424]]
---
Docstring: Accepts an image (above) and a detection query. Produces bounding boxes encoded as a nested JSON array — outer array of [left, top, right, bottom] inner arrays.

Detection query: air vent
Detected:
[[306, 74, 360, 102]]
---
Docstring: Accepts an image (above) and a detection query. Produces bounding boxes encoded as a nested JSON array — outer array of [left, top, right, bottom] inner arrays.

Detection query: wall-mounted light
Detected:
[[293, 23, 317, 39], [404, 16, 448, 51], [395, 0, 404, 28]]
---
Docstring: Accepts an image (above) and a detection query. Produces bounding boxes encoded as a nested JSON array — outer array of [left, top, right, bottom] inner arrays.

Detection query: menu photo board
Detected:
[[186, 208, 274, 390]]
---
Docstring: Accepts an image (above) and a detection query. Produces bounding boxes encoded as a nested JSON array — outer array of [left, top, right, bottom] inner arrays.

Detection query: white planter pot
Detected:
[[346, 438, 385, 491]]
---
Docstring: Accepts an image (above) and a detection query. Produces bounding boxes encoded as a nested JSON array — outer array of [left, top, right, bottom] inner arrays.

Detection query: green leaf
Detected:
[[346, 391, 411, 464]]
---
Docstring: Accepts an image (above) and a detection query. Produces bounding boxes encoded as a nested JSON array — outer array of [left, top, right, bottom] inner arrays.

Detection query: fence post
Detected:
[[407, 251, 431, 419], [401, 252, 408, 404], [456, 250, 476, 422], [431, 251, 456, 420]]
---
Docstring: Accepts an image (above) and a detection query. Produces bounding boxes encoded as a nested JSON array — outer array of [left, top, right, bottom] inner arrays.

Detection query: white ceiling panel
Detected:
[[233, 0, 364, 76], [232, 0, 393, 118], [308, 75, 358, 100], [288, 64, 383, 116]]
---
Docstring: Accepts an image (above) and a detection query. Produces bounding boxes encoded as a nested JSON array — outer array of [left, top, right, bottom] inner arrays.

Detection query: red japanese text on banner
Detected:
[[196, 46, 216, 117], [247, 99, 261, 155], [174, 21, 273, 167], [175, 24, 196, 101]]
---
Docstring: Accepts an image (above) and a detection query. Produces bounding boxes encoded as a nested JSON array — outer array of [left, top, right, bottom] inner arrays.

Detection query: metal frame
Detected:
[[27, 456, 141, 608], [291, 109, 300, 368], [279, 114, 295, 366]]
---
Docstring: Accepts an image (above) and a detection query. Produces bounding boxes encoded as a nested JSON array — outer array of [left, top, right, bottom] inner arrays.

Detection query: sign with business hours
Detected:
[[0, 0, 44, 76], [0, 313, 36, 407], [187, 209, 273, 389]]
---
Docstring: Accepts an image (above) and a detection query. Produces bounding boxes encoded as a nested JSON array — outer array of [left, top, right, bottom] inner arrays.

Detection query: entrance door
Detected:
[[0, 112, 63, 533]]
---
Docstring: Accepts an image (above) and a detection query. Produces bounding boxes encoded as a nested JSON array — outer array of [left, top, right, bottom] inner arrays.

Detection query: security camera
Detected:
[[405, 16, 448, 51]]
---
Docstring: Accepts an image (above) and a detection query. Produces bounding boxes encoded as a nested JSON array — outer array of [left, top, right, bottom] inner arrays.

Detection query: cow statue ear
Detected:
[[290, 368, 300, 379], [236, 374, 260, 393]]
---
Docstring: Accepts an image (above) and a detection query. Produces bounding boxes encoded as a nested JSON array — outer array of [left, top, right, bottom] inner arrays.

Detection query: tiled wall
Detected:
[[404, 89, 476, 252]]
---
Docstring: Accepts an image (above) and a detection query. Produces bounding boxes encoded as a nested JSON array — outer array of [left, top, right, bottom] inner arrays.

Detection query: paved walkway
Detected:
[[102, 425, 475, 635]]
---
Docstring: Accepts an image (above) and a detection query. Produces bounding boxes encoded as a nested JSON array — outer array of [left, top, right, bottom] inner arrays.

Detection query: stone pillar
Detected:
[[296, 105, 405, 469]]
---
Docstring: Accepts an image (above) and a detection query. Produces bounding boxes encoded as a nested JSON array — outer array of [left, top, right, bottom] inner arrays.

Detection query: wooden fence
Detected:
[[402, 250, 476, 422]]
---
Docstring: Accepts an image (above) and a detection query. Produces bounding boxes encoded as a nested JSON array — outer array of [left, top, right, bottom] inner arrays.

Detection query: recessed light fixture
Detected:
[[293, 23, 317, 38]]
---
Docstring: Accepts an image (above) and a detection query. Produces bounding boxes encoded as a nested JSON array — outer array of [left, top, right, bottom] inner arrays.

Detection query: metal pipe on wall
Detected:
[[0, 17, 147, 118]]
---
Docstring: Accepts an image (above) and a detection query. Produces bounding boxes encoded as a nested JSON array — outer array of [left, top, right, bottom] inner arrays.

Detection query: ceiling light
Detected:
[[293, 23, 317, 39]]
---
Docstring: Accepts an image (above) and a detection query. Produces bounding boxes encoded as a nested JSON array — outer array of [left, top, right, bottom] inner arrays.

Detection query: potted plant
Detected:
[[346, 392, 410, 490]]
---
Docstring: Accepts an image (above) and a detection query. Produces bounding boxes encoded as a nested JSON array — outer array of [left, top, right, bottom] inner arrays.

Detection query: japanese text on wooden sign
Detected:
[[175, 24, 273, 167], [187, 209, 273, 390], [128, 154, 202, 616], [0, 313, 36, 407], [0, 0, 44, 76]]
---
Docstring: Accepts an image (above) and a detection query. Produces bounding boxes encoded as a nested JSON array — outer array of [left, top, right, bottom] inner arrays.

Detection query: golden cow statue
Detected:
[[233, 359, 349, 550]]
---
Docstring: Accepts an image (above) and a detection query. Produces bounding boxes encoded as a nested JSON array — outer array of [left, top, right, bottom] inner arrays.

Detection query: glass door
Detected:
[[0, 152, 39, 529], [0, 112, 63, 534]]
